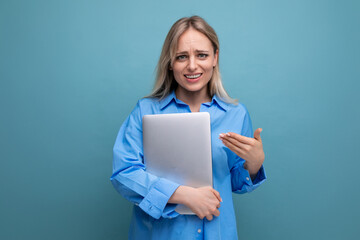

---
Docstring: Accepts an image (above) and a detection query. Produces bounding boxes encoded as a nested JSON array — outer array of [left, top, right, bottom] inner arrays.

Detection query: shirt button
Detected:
[[197, 229, 201, 233], [246, 177, 250, 181]]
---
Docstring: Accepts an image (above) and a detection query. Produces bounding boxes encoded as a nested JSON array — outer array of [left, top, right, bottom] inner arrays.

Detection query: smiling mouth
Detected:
[[184, 73, 202, 80]]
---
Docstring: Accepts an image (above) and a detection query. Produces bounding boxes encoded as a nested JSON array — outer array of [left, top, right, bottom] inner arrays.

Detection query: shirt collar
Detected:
[[159, 90, 230, 112], [159, 91, 183, 110], [203, 94, 230, 112]]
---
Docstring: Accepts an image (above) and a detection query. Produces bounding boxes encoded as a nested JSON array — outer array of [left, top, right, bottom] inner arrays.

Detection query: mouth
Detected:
[[184, 73, 202, 82]]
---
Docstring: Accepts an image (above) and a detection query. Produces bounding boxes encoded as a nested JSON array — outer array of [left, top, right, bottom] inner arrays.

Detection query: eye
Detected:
[[198, 53, 208, 59], [176, 55, 187, 61]]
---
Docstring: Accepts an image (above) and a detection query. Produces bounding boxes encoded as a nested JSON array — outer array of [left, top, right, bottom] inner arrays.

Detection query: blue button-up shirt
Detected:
[[111, 91, 266, 240]]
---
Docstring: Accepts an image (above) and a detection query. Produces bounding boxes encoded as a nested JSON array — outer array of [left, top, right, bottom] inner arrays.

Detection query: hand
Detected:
[[169, 186, 222, 221], [219, 128, 265, 177]]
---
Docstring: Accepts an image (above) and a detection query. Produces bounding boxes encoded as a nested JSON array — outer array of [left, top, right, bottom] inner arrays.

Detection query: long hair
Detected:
[[148, 16, 237, 104]]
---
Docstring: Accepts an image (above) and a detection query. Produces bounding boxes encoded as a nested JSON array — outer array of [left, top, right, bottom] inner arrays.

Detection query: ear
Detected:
[[213, 49, 219, 68]]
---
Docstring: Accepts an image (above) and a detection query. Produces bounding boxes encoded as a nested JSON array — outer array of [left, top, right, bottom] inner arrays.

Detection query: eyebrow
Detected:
[[175, 50, 210, 55]]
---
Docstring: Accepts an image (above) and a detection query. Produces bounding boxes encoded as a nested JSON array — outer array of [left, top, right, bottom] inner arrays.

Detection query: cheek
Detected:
[[172, 64, 182, 76], [172, 68, 183, 83], [173, 69, 181, 78], [173, 63, 189, 80], [203, 64, 214, 77], [203, 60, 215, 72]]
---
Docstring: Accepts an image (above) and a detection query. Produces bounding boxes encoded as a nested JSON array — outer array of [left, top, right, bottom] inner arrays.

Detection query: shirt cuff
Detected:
[[251, 165, 266, 185], [138, 177, 180, 219], [231, 162, 266, 194]]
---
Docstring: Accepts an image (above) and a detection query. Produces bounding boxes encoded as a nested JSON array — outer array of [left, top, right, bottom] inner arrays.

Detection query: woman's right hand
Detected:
[[169, 185, 222, 221]]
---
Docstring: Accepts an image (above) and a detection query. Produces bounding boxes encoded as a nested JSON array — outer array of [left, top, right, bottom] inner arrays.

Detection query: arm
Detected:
[[220, 108, 266, 193], [110, 102, 180, 219], [168, 185, 222, 221]]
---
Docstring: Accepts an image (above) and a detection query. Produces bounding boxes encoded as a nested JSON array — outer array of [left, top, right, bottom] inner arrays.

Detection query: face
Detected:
[[171, 28, 218, 98]]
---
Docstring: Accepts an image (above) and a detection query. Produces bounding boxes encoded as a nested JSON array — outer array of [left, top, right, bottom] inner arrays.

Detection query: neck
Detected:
[[175, 87, 211, 112]]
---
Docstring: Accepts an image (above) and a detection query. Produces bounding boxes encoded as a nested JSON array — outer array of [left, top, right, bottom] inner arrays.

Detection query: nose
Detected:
[[187, 55, 197, 72]]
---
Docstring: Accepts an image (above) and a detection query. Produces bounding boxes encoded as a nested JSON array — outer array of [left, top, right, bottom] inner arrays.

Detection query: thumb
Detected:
[[254, 128, 263, 142]]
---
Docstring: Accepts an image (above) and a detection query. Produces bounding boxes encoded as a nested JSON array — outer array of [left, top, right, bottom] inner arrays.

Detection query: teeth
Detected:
[[185, 74, 201, 79]]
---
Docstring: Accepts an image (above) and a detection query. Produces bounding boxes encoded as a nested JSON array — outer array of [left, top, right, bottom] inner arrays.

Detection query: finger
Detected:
[[221, 138, 246, 157], [254, 128, 262, 142], [222, 138, 246, 156], [211, 189, 222, 202], [221, 132, 254, 145], [206, 215, 213, 221], [222, 135, 251, 151], [214, 209, 220, 217]]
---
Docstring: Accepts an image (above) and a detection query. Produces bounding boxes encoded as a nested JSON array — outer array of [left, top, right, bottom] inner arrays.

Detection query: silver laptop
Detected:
[[142, 112, 213, 214]]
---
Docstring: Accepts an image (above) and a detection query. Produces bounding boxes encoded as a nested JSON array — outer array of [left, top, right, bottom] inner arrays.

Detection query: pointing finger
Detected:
[[221, 138, 246, 158], [221, 134, 250, 150], [220, 132, 254, 145]]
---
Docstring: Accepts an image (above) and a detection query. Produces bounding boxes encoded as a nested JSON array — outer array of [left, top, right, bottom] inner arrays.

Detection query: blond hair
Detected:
[[148, 16, 237, 104]]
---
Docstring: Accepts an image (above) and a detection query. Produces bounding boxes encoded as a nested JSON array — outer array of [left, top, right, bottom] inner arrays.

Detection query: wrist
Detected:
[[168, 185, 192, 205]]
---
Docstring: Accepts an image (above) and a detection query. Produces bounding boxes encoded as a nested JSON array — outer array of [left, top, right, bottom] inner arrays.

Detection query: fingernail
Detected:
[[219, 133, 224, 138], [226, 132, 230, 136]]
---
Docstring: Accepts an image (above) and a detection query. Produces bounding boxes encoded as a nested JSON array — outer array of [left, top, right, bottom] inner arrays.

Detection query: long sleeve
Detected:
[[111, 93, 266, 240], [230, 107, 266, 194], [110, 102, 180, 219]]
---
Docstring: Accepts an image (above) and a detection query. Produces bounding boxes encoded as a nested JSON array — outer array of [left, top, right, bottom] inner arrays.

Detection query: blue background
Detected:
[[1, 0, 359, 239]]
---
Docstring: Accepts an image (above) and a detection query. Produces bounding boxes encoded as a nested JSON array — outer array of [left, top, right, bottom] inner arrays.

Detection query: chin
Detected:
[[182, 84, 208, 93]]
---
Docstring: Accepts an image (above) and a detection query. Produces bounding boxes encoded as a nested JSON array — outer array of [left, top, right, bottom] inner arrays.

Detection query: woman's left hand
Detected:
[[219, 128, 265, 178]]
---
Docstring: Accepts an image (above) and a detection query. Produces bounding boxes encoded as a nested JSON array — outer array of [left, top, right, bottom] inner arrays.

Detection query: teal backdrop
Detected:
[[1, 0, 359, 239]]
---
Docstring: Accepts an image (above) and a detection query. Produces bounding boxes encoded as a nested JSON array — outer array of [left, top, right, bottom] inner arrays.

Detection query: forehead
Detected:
[[176, 28, 213, 51]]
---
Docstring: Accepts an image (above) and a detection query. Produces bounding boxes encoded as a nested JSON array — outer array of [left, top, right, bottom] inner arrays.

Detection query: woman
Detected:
[[111, 16, 266, 240]]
